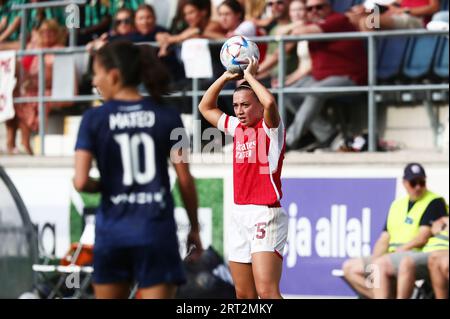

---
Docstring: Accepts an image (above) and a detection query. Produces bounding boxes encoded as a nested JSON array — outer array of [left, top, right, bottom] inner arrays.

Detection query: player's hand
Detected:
[[186, 228, 203, 261], [158, 42, 170, 57], [222, 70, 243, 82], [243, 57, 259, 78]]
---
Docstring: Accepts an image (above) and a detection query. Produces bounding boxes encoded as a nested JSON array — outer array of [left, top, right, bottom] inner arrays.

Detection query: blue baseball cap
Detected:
[[403, 163, 426, 181]]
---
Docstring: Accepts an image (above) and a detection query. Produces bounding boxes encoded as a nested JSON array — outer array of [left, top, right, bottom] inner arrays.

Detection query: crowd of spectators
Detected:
[[0, 0, 447, 154]]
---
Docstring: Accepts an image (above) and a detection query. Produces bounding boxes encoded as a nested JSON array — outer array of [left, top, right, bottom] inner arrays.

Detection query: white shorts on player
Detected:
[[228, 204, 289, 263]]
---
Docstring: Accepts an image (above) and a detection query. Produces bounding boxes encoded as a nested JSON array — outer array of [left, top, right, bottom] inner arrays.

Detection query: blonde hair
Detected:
[[245, 0, 267, 20], [38, 19, 67, 47]]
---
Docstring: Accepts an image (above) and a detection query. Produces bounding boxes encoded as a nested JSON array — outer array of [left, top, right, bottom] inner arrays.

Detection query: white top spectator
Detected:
[[233, 20, 258, 36]]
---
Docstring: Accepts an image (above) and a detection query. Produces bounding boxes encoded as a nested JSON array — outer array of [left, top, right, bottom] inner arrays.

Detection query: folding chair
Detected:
[[32, 210, 95, 299]]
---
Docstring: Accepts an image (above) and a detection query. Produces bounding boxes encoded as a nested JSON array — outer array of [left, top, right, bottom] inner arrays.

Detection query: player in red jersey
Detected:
[[199, 57, 288, 299]]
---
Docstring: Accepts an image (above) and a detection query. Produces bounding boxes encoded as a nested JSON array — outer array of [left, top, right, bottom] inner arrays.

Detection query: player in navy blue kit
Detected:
[[73, 41, 202, 299]]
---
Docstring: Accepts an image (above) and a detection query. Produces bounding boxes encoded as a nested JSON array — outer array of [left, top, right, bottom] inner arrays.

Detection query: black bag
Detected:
[[176, 246, 236, 299]]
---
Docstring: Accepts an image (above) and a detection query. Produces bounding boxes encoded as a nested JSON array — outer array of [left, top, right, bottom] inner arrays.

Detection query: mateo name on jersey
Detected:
[[109, 110, 156, 131]]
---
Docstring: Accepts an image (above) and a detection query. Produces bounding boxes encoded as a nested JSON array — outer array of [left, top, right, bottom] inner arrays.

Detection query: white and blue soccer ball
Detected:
[[220, 36, 260, 73]]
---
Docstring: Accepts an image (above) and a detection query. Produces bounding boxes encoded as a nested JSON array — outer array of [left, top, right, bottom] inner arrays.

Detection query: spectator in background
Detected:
[[348, 0, 440, 31], [0, 0, 10, 38], [284, 0, 367, 151], [244, 0, 276, 29], [343, 163, 448, 299], [157, 0, 225, 57], [215, 0, 269, 62], [256, 0, 299, 87], [86, 8, 136, 51], [7, 19, 75, 155], [271, 0, 311, 88], [385, 216, 448, 299], [108, 8, 136, 40], [428, 242, 449, 299], [170, 0, 190, 35], [89, 5, 170, 49], [216, 0, 274, 29], [0, 0, 62, 50], [133, 4, 169, 42], [216, 0, 258, 37], [77, 0, 112, 45], [131, 4, 186, 87], [0, 0, 25, 44]]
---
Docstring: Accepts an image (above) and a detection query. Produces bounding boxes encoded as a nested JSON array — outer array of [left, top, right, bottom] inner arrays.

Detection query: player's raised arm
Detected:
[[198, 71, 241, 128], [243, 57, 280, 129]]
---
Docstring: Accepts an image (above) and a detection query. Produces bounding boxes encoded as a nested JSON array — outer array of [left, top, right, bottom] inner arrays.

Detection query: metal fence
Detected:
[[10, 1, 450, 154]]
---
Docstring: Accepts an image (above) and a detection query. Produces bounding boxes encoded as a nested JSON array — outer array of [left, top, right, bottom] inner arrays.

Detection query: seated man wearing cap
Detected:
[[342, 163, 448, 298]]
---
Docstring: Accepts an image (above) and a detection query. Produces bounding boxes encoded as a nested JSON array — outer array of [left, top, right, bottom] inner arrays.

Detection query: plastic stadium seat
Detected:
[[377, 37, 410, 80], [330, 0, 355, 12], [433, 36, 449, 79], [403, 35, 440, 79]]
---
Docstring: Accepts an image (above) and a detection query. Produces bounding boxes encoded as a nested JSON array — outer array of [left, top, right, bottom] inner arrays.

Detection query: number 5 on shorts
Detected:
[[254, 222, 267, 239]]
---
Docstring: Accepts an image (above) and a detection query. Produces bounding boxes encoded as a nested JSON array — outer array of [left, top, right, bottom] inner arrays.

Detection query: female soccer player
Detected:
[[199, 57, 288, 299], [73, 41, 202, 299]]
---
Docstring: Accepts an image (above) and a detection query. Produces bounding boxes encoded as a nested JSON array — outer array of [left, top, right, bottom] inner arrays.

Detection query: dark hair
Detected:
[[219, 0, 245, 22], [136, 4, 156, 18], [234, 81, 257, 97], [115, 7, 134, 19], [95, 41, 170, 102], [113, 8, 134, 29], [183, 0, 212, 19]]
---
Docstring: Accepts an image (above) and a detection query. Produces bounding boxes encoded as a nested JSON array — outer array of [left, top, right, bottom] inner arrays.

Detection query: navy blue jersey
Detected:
[[75, 98, 187, 248]]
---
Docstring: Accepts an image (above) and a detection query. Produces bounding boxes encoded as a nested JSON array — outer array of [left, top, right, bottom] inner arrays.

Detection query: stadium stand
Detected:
[[403, 35, 441, 80], [377, 36, 411, 81], [434, 36, 449, 79]]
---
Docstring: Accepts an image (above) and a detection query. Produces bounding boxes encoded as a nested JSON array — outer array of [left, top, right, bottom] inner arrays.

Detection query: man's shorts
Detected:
[[391, 13, 424, 29], [389, 251, 432, 280], [360, 252, 430, 280], [93, 242, 186, 288], [228, 204, 289, 263]]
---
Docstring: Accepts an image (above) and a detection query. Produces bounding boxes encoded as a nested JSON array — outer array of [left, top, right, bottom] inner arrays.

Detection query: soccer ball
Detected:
[[220, 36, 260, 73]]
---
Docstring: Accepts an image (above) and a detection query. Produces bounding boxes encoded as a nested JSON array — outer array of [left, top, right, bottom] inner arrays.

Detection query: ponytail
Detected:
[[95, 41, 170, 102], [139, 44, 171, 103]]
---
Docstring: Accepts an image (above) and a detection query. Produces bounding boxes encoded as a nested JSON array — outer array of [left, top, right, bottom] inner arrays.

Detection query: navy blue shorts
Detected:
[[93, 243, 186, 288]]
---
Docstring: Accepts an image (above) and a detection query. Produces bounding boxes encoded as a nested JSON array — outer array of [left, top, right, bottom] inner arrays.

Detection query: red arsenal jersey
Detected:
[[218, 114, 285, 205]]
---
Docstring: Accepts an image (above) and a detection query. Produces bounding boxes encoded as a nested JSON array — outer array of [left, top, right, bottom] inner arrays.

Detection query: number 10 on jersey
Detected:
[[114, 133, 156, 186]]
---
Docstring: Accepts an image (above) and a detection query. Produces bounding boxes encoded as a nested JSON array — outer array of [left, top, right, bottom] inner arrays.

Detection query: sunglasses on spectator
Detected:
[[267, 0, 285, 7], [307, 4, 328, 12], [115, 18, 132, 26], [409, 179, 426, 188]]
